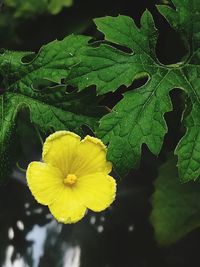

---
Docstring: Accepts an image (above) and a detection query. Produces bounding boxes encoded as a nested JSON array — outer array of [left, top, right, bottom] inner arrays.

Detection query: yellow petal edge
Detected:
[[42, 130, 81, 161], [26, 131, 116, 224]]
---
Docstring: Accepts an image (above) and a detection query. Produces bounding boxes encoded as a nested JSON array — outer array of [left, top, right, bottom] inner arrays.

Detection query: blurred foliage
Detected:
[[0, 0, 74, 48], [151, 156, 200, 246], [5, 0, 73, 17]]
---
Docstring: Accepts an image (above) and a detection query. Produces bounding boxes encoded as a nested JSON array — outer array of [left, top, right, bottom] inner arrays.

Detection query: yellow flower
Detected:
[[26, 131, 116, 223]]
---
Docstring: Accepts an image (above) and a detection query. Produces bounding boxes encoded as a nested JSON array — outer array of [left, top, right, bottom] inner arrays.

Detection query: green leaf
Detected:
[[48, 0, 73, 15], [2, 1, 200, 183], [150, 156, 200, 246], [68, 11, 177, 176], [5, 0, 47, 17], [68, 12, 158, 94], [0, 35, 90, 93], [157, 0, 200, 53], [5, 0, 73, 17], [0, 35, 103, 183], [0, 88, 103, 183], [157, 1, 200, 182], [68, 1, 200, 180], [0, 94, 18, 183]]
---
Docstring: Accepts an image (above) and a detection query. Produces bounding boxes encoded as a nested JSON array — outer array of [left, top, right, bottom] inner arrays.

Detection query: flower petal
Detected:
[[26, 162, 64, 205], [42, 131, 81, 175], [48, 187, 87, 223], [71, 136, 112, 177], [77, 173, 116, 212]]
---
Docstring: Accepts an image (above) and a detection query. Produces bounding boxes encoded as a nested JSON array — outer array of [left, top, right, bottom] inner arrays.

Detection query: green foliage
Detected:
[[68, 0, 200, 181], [0, 35, 104, 182], [1, 0, 200, 186], [0, 35, 89, 91], [5, 0, 73, 17], [150, 156, 200, 246], [48, 0, 73, 15]]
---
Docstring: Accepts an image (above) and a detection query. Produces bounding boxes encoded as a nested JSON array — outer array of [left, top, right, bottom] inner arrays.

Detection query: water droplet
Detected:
[[100, 216, 105, 222], [128, 224, 134, 232], [90, 216, 96, 225], [97, 225, 104, 233], [8, 227, 14, 239], [16, 220, 24, 231], [33, 208, 43, 214], [26, 211, 31, 216], [24, 202, 30, 209]]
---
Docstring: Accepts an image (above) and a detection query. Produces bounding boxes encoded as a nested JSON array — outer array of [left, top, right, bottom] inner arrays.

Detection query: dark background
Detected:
[[0, 0, 199, 266]]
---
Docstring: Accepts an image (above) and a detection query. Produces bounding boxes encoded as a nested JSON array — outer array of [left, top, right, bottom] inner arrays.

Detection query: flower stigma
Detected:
[[63, 174, 77, 186]]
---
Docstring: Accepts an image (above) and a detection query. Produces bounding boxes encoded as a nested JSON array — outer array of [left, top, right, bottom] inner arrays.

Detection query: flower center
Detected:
[[63, 174, 77, 186]]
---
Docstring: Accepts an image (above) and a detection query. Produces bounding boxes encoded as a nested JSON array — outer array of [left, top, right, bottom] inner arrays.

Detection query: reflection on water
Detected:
[[0, 167, 157, 267], [63, 245, 81, 267], [26, 223, 49, 267], [2, 165, 199, 267], [4, 245, 28, 267]]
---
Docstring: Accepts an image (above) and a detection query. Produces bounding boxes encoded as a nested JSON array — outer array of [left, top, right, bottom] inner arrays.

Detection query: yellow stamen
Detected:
[[63, 174, 77, 186]]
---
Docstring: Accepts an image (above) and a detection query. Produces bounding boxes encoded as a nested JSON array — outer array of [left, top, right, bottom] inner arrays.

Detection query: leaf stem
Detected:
[[165, 62, 185, 68]]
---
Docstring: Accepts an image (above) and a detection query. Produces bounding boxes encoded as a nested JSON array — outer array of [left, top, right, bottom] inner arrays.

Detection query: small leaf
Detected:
[[48, 0, 73, 15]]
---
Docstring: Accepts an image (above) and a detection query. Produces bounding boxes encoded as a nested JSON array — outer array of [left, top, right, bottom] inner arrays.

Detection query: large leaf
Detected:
[[0, 35, 89, 93], [158, 0, 200, 182], [0, 35, 103, 183], [150, 156, 200, 246], [67, 1, 200, 181]]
